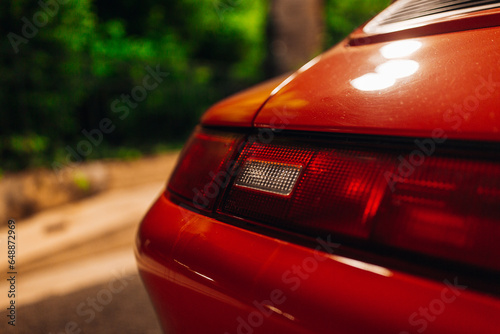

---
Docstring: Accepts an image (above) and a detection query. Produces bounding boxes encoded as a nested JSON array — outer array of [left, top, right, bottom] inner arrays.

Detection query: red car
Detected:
[[135, 1, 500, 333]]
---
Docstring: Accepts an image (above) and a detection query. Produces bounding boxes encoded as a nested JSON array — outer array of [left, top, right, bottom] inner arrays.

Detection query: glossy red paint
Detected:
[[201, 74, 289, 127], [254, 26, 500, 141], [136, 194, 500, 334]]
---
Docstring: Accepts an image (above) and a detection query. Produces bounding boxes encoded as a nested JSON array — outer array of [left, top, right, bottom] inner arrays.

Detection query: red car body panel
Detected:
[[137, 195, 500, 334], [136, 3, 500, 333], [201, 74, 289, 128], [254, 27, 500, 141]]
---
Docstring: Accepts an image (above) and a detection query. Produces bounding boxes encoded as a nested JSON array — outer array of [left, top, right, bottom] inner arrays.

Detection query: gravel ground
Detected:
[[14, 275, 163, 334], [0, 152, 180, 334]]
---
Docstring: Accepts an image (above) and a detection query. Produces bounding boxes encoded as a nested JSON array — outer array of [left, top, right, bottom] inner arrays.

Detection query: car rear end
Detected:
[[136, 1, 500, 333]]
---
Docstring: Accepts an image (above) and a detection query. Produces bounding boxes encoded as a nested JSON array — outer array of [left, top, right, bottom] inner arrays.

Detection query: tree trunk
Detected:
[[265, 0, 324, 77]]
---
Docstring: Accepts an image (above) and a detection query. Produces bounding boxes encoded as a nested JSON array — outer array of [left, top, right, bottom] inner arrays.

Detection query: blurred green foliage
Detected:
[[1, 0, 389, 171]]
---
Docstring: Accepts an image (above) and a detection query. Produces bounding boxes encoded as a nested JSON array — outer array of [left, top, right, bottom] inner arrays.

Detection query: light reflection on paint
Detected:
[[351, 73, 396, 91], [174, 260, 215, 282], [380, 40, 422, 59], [376, 59, 420, 79], [329, 255, 394, 277], [266, 305, 296, 321], [271, 74, 297, 96], [351, 40, 422, 92], [271, 56, 321, 96], [298, 56, 321, 73]]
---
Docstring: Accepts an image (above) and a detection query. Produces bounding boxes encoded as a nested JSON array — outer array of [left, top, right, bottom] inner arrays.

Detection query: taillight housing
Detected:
[[168, 128, 500, 273], [221, 140, 392, 240], [167, 127, 244, 212]]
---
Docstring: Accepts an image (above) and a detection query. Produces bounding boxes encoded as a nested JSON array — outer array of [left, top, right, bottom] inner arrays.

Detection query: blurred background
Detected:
[[0, 0, 389, 333]]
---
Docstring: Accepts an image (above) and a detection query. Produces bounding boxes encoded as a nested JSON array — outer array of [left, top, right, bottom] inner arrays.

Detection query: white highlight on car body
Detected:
[[350, 73, 396, 91], [329, 255, 394, 277], [350, 40, 421, 91], [376, 59, 420, 79], [379, 40, 422, 59]]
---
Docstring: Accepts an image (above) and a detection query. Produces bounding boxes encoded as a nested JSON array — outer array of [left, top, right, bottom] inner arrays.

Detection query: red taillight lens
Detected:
[[219, 138, 500, 272], [168, 127, 243, 212], [168, 129, 500, 271], [221, 141, 392, 239], [373, 157, 500, 271]]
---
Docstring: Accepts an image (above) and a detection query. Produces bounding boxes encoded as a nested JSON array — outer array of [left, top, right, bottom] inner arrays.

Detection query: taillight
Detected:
[[373, 157, 500, 272], [168, 129, 500, 272], [221, 141, 389, 239], [167, 127, 243, 212], [218, 138, 500, 272]]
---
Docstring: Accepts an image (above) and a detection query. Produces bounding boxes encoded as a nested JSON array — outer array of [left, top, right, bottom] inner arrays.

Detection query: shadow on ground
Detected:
[[16, 275, 162, 334]]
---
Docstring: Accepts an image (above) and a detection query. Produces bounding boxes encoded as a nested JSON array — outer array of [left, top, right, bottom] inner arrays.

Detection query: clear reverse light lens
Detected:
[[234, 160, 302, 196]]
